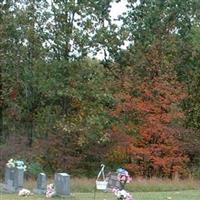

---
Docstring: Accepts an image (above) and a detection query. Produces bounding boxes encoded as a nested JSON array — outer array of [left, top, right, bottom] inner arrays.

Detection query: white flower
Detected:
[[6, 159, 27, 171], [24, 165, 27, 171], [18, 188, 33, 196], [120, 190, 127, 196], [6, 159, 15, 168], [112, 188, 133, 200]]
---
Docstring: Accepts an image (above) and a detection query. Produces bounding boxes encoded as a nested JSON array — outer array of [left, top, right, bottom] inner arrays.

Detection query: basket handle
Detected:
[[97, 164, 105, 181]]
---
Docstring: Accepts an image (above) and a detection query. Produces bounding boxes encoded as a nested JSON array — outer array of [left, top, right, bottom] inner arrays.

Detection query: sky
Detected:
[[110, 0, 128, 21], [97, 0, 129, 59], [47, 0, 129, 60], [47, 0, 128, 22]]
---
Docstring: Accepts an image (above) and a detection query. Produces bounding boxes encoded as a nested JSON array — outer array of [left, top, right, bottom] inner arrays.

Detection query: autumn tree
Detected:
[[1, 0, 200, 177], [107, 73, 188, 178], [105, 0, 197, 177]]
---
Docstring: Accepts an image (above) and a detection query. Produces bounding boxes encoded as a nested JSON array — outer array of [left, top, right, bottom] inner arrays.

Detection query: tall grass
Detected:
[[71, 177, 96, 193], [68, 177, 200, 192], [1, 177, 199, 193], [126, 177, 200, 192]]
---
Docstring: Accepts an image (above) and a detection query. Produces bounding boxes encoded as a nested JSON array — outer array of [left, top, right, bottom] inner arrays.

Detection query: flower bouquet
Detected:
[[112, 188, 133, 200], [18, 188, 33, 196], [6, 159, 27, 171], [112, 168, 134, 200], [46, 183, 56, 198], [117, 168, 132, 185]]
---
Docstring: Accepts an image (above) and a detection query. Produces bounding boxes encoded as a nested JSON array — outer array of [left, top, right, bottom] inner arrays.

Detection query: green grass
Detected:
[[0, 178, 199, 200], [70, 177, 200, 192], [126, 178, 200, 192], [2, 177, 199, 193], [0, 190, 200, 200]]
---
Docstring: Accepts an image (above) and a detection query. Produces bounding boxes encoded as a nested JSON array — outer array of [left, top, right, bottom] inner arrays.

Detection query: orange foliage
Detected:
[[108, 75, 188, 178]]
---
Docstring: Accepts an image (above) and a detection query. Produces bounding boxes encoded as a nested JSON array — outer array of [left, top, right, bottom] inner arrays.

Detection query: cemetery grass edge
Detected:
[[0, 190, 200, 200]]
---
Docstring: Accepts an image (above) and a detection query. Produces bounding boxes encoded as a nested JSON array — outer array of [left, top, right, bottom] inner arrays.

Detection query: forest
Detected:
[[1, 0, 200, 179]]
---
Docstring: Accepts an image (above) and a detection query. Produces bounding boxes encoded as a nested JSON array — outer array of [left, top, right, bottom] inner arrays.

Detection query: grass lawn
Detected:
[[0, 190, 200, 200]]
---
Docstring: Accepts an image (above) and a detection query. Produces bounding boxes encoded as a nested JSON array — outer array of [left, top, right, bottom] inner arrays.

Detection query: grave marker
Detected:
[[55, 173, 70, 196], [33, 173, 47, 194], [13, 168, 24, 189], [106, 172, 123, 190], [4, 166, 24, 192]]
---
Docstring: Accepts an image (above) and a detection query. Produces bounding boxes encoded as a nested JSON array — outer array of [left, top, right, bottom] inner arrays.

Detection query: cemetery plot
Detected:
[[2, 160, 72, 198]]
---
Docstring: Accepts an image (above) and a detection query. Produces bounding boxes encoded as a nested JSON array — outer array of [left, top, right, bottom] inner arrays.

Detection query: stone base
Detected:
[[3, 183, 22, 193], [0, 183, 4, 192], [33, 188, 46, 194]]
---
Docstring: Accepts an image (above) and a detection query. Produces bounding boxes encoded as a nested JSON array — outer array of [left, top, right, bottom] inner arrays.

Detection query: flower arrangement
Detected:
[[18, 188, 33, 196], [6, 159, 27, 171], [6, 159, 15, 168], [111, 168, 134, 200], [112, 188, 133, 200], [46, 183, 56, 198], [117, 168, 132, 184]]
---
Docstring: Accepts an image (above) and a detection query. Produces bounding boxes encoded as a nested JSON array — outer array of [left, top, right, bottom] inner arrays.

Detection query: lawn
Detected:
[[0, 190, 200, 200]]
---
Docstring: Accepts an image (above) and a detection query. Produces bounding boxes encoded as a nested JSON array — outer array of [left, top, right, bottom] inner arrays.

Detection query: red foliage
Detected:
[[10, 89, 18, 100], [108, 75, 188, 178]]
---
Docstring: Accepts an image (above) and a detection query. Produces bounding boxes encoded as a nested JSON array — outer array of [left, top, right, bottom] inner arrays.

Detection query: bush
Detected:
[[27, 162, 44, 178]]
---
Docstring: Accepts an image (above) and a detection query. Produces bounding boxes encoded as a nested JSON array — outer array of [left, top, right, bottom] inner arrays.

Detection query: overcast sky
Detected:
[[110, 0, 128, 21], [98, 0, 129, 59]]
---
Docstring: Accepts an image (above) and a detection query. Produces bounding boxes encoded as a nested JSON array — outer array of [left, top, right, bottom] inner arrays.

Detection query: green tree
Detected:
[[33, 58, 115, 175], [1, 0, 24, 143], [1, 0, 50, 146], [181, 27, 200, 176]]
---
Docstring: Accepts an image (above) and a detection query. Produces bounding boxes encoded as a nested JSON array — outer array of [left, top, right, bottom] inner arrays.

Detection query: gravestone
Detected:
[[13, 168, 24, 189], [5, 167, 15, 185], [4, 167, 24, 192], [55, 173, 70, 197], [33, 173, 47, 194], [4, 167, 15, 193], [106, 172, 123, 190]]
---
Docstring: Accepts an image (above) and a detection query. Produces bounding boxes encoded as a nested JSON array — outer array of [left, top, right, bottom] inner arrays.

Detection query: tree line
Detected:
[[1, 0, 200, 178]]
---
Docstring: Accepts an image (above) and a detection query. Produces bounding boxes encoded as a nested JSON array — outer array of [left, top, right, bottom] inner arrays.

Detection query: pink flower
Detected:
[[46, 184, 56, 198]]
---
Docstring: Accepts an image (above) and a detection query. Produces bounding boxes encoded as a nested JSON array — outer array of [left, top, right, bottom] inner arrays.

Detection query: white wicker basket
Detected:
[[96, 180, 108, 190]]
